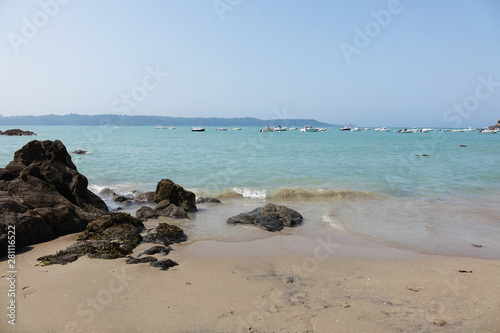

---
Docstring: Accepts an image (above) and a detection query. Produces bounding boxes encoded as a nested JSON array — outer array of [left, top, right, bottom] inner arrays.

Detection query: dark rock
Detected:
[[149, 259, 178, 270], [196, 197, 222, 204], [1, 129, 36, 136], [143, 223, 187, 246], [37, 213, 143, 265], [71, 150, 87, 155], [155, 200, 188, 218], [134, 191, 155, 203], [38, 240, 130, 265], [113, 194, 133, 202], [126, 256, 158, 264], [227, 203, 303, 232], [0, 140, 108, 256], [138, 245, 171, 257], [154, 179, 197, 212], [99, 188, 116, 198], [135, 206, 158, 221]]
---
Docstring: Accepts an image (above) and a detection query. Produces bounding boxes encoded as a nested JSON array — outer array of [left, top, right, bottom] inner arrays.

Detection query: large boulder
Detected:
[[0, 140, 108, 256], [154, 179, 197, 212], [227, 203, 303, 232]]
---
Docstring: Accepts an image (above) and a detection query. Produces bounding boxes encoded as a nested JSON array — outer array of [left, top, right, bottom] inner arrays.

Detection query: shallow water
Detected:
[[1, 126, 499, 258]]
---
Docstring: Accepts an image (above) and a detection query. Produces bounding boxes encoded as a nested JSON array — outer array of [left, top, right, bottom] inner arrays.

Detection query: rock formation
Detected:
[[0, 129, 37, 136], [37, 212, 143, 265], [0, 140, 108, 256]]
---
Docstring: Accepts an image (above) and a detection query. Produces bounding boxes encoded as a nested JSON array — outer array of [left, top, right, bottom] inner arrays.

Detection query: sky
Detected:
[[0, 0, 499, 127]]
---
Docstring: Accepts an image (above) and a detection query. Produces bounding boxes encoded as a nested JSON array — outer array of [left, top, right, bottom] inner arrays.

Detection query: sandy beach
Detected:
[[1, 229, 499, 333]]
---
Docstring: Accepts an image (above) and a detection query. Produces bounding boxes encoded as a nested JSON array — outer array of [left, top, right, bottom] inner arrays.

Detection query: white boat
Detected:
[[216, 128, 227, 131], [114, 126, 122, 129], [375, 127, 390, 132], [463, 127, 477, 132], [363, 128, 371, 131], [350, 127, 361, 132], [154, 125, 167, 129], [273, 126, 287, 132], [451, 129, 465, 132], [439, 129, 450, 132], [420, 128, 435, 133], [288, 126, 298, 131], [397, 128, 414, 133], [168, 126, 176, 129], [191, 127, 206, 132], [259, 126, 273, 132], [318, 128, 328, 132], [340, 125, 351, 131], [300, 125, 319, 132], [232, 127, 242, 130]]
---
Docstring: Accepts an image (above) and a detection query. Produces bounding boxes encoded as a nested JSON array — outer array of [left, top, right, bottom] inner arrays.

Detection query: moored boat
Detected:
[[300, 125, 319, 132], [191, 127, 206, 132]]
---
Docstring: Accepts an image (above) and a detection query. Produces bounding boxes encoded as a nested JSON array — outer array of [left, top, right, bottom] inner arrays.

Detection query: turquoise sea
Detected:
[[1, 126, 499, 259]]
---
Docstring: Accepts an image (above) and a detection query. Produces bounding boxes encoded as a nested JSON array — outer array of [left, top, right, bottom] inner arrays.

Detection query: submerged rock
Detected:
[[0, 140, 108, 256], [143, 223, 187, 246], [134, 191, 155, 203], [196, 197, 222, 204], [71, 150, 87, 155], [227, 203, 303, 232]]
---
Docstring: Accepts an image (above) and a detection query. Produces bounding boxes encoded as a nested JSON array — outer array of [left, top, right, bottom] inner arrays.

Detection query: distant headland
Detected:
[[0, 114, 336, 128]]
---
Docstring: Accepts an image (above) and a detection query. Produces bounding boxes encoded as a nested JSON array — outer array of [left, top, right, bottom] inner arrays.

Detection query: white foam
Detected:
[[322, 215, 346, 231], [233, 187, 267, 199]]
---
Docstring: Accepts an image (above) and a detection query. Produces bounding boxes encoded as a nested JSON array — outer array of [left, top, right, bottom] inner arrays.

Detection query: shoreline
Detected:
[[1, 230, 499, 332]]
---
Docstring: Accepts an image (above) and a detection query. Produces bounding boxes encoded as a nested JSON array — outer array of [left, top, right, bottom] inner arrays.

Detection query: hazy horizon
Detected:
[[1, 1, 499, 128]]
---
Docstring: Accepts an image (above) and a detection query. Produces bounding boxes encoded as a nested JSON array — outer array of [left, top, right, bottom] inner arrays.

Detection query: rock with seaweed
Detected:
[[0, 140, 108, 256], [37, 212, 143, 266], [227, 203, 303, 232], [143, 223, 187, 246]]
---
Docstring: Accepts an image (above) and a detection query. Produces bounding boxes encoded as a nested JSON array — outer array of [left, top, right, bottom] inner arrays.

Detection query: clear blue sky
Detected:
[[1, 0, 499, 127]]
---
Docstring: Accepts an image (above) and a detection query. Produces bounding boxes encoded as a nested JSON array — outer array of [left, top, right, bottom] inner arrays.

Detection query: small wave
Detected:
[[232, 187, 267, 199], [269, 187, 380, 201]]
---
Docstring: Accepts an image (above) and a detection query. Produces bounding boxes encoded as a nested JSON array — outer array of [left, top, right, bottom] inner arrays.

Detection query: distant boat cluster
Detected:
[[149, 125, 498, 133]]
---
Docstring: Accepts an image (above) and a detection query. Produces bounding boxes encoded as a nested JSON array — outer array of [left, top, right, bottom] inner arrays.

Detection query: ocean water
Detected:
[[1, 125, 499, 259]]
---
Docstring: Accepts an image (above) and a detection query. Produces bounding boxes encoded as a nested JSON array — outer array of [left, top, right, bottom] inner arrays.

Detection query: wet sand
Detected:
[[1, 230, 499, 333]]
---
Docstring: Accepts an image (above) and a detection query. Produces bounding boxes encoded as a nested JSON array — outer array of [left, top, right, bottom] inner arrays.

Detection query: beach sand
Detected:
[[1, 230, 499, 333]]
